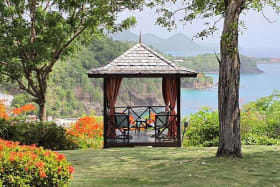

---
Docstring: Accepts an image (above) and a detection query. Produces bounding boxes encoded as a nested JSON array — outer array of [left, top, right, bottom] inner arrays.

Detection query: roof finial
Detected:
[[139, 30, 142, 43]]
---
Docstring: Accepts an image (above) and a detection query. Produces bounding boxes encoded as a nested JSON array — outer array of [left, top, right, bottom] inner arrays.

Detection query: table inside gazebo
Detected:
[[106, 105, 178, 146]]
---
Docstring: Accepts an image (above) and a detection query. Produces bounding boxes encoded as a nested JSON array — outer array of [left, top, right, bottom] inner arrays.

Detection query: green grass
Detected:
[[61, 146, 280, 187]]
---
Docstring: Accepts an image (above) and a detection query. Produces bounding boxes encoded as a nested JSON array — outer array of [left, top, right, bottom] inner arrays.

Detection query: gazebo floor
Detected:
[[107, 129, 177, 146]]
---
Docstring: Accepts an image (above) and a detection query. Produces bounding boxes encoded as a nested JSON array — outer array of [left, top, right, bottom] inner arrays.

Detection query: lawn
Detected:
[[61, 146, 280, 187]]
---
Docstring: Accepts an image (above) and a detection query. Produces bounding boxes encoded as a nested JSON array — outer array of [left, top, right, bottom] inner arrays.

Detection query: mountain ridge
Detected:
[[111, 31, 218, 56]]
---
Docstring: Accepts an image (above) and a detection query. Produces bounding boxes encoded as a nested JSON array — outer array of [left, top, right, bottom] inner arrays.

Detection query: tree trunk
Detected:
[[216, 0, 244, 158], [39, 102, 47, 121]]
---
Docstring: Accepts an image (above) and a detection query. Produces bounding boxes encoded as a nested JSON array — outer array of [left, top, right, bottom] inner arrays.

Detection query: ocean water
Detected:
[[181, 64, 280, 117]]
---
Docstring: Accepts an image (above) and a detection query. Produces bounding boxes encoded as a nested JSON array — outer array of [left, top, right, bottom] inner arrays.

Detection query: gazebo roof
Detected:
[[88, 43, 197, 78]]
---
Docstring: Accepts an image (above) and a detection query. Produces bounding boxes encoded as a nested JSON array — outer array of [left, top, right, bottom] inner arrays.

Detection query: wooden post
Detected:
[[103, 78, 108, 148], [177, 77, 181, 147]]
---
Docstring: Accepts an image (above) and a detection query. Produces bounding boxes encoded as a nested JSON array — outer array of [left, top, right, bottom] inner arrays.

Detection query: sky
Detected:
[[119, 6, 280, 57]]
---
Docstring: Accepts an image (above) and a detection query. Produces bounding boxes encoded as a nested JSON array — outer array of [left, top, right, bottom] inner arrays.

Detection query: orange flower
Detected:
[[44, 151, 51, 157], [58, 166, 62, 173], [12, 103, 36, 116], [67, 116, 103, 139], [31, 153, 38, 160], [36, 161, 45, 169], [9, 155, 15, 162], [129, 115, 136, 125], [39, 170, 47, 178], [68, 166, 75, 174], [147, 113, 156, 124], [57, 154, 65, 161], [0, 100, 9, 120]]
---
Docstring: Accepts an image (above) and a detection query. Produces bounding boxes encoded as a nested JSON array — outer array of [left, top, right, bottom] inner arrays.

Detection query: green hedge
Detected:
[[0, 119, 77, 150], [182, 92, 280, 147]]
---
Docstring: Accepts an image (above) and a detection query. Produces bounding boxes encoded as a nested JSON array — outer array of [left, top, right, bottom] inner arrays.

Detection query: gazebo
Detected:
[[88, 41, 197, 148]]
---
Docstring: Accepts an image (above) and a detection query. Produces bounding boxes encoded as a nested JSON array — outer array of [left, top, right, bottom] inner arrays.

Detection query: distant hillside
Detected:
[[169, 54, 263, 74], [112, 31, 217, 56]]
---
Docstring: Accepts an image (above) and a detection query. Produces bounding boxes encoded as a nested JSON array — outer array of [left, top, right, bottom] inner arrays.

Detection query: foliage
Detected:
[[183, 92, 280, 147], [0, 102, 77, 150], [183, 107, 219, 147], [3, 35, 216, 118], [172, 54, 261, 73], [67, 116, 103, 149], [0, 102, 36, 121], [11, 94, 34, 108], [6, 36, 165, 118], [0, 139, 74, 186], [0, 0, 145, 120], [151, 0, 280, 38], [0, 120, 77, 150], [46, 36, 132, 118], [241, 91, 280, 145], [11, 104, 36, 116]]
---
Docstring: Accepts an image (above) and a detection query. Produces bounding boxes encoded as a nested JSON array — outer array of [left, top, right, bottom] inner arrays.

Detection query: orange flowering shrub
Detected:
[[11, 103, 36, 116], [0, 101, 9, 120], [0, 102, 36, 121], [0, 139, 74, 186], [67, 116, 103, 149]]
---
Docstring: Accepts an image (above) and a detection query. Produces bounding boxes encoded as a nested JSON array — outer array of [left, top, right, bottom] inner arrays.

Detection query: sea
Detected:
[[181, 63, 280, 117]]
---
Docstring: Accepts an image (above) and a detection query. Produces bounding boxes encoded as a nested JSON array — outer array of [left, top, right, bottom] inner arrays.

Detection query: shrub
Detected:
[[0, 102, 37, 121], [182, 93, 280, 147], [0, 120, 77, 150], [183, 107, 219, 147], [242, 133, 280, 145], [67, 116, 103, 149], [0, 139, 74, 186]]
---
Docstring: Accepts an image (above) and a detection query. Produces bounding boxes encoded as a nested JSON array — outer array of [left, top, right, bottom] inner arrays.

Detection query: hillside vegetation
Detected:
[[171, 54, 263, 73], [1, 35, 261, 118], [5, 37, 165, 117]]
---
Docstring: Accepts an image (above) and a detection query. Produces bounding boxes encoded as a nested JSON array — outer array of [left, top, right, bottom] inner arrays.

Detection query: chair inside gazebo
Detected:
[[110, 105, 178, 144], [103, 76, 182, 147]]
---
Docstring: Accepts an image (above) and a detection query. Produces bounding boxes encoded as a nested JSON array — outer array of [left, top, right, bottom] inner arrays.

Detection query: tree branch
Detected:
[[214, 51, 221, 65], [30, 0, 37, 44], [170, 7, 188, 17], [16, 41, 30, 61], [15, 79, 37, 98], [261, 9, 277, 23], [36, 70, 46, 99], [0, 61, 8, 66], [4, 0, 11, 7], [43, 0, 51, 11], [0, 71, 37, 97], [44, 26, 87, 77]]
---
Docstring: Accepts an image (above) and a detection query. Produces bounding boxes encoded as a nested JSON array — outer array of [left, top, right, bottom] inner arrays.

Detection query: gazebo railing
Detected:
[[106, 105, 179, 145]]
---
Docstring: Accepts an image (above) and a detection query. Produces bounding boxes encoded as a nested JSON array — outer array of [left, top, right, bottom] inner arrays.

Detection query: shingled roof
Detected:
[[88, 43, 197, 78]]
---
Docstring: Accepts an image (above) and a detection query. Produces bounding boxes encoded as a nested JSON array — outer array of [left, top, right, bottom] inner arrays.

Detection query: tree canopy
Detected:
[[151, 0, 280, 38], [0, 0, 144, 120]]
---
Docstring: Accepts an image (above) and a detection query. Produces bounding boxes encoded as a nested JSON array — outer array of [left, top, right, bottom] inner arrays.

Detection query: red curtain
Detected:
[[162, 78, 178, 137], [105, 78, 122, 137]]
